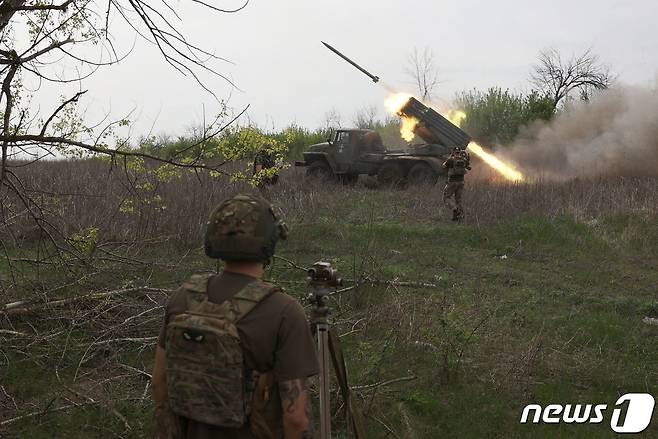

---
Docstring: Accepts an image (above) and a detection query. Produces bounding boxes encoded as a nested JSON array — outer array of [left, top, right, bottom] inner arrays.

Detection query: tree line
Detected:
[[138, 47, 614, 162]]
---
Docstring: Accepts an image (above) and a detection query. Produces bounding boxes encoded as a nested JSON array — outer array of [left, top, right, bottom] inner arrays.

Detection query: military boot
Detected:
[[452, 208, 460, 222]]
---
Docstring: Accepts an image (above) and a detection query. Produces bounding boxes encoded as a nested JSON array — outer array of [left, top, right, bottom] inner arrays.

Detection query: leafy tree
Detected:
[[0, 0, 249, 181], [0, 0, 256, 265], [455, 88, 554, 145], [268, 124, 326, 160]]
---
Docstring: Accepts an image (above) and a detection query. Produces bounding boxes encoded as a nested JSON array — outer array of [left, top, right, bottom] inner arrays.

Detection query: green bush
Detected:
[[267, 124, 328, 160], [138, 86, 556, 162], [455, 87, 555, 145]]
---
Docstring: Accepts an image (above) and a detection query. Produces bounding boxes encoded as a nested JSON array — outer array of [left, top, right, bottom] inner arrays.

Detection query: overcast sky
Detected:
[[44, 0, 658, 138]]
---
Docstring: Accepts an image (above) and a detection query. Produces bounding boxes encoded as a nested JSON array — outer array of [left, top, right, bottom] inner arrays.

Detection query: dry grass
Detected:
[[1, 158, 657, 438], [3, 159, 656, 250]]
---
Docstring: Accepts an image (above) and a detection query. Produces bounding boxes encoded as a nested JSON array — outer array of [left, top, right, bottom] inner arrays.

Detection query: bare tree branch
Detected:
[[16, 38, 74, 64], [0, 133, 233, 174], [6, 0, 74, 12], [530, 48, 614, 109], [39, 90, 87, 136], [0, 0, 27, 32], [406, 47, 440, 102], [189, 0, 249, 13]]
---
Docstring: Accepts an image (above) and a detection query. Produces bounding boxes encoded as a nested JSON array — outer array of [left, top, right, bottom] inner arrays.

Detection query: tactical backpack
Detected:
[[448, 152, 470, 177], [165, 273, 278, 428]]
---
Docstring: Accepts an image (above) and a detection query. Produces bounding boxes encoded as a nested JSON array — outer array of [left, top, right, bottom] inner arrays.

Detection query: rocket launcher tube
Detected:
[[398, 97, 471, 149]]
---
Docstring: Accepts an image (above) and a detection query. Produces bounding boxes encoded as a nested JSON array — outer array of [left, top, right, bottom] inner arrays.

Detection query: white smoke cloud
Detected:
[[507, 86, 658, 179]]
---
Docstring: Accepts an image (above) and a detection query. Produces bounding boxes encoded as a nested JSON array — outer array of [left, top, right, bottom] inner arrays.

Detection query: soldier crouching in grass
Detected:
[[442, 147, 471, 222], [151, 194, 318, 439]]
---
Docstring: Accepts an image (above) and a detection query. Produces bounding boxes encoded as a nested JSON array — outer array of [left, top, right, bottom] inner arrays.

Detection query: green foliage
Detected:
[[219, 126, 290, 185], [136, 85, 555, 169], [134, 86, 555, 163], [455, 87, 555, 145], [267, 124, 328, 160], [66, 227, 98, 256], [137, 123, 291, 186], [377, 116, 410, 149]]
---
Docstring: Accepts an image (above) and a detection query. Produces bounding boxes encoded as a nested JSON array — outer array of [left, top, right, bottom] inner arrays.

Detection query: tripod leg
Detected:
[[317, 322, 332, 439], [329, 328, 367, 439]]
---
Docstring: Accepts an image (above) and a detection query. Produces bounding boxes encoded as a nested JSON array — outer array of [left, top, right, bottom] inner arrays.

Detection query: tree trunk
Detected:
[[0, 0, 27, 32]]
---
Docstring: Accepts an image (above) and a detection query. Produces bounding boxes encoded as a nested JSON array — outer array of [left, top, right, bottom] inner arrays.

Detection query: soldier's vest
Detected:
[[448, 157, 468, 177], [165, 274, 278, 435]]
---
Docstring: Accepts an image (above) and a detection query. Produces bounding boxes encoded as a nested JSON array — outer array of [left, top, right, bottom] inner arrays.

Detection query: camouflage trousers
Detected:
[[443, 181, 464, 214]]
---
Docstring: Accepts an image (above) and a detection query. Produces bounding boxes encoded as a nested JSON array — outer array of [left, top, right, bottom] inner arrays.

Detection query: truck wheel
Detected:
[[377, 163, 406, 187], [408, 163, 439, 185], [306, 161, 334, 181]]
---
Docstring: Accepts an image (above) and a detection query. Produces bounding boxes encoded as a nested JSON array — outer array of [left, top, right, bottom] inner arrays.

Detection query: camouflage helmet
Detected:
[[204, 194, 288, 262]]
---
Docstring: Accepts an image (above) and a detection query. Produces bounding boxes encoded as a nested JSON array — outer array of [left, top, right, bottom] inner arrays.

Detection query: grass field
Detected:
[[1, 164, 657, 438]]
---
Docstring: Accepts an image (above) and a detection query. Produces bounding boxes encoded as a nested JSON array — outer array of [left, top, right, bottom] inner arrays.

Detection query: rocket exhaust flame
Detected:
[[444, 108, 525, 183], [467, 142, 525, 182], [384, 93, 526, 183], [385, 93, 412, 114], [400, 117, 419, 142]]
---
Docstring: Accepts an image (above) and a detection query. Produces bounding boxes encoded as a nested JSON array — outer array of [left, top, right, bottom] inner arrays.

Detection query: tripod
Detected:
[[307, 262, 366, 439]]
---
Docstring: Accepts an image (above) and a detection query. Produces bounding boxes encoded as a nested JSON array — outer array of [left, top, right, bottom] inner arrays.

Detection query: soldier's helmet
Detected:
[[204, 194, 288, 262]]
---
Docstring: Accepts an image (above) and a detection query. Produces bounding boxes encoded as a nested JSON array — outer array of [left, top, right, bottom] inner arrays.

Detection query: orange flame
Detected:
[[384, 93, 412, 114], [400, 117, 419, 142], [384, 93, 525, 182], [467, 142, 525, 182], [386, 93, 417, 143]]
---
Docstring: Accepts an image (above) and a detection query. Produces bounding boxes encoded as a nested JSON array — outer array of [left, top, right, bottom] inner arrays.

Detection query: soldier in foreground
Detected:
[[152, 194, 318, 439], [442, 147, 471, 221]]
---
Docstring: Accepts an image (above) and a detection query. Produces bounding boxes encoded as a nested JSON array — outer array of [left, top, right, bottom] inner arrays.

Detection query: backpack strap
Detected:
[[178, 274, 278, 322], [181, 273, 213, 293], [179, 273, 214, 313], [230, 280, 279, 322]]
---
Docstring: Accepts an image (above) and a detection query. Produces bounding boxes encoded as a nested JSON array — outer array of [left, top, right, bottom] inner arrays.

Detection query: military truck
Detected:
[[295, 97, 472, 185]]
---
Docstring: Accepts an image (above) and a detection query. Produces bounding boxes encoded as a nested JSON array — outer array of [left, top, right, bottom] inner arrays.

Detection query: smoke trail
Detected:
[[506, 86, 658, 179]]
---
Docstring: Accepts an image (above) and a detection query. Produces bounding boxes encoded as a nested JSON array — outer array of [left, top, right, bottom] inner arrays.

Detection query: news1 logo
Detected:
[[520, 393, 655, 433]]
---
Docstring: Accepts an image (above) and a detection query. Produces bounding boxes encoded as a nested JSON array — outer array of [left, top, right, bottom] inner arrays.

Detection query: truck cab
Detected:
[[297, 129, 385, 176]]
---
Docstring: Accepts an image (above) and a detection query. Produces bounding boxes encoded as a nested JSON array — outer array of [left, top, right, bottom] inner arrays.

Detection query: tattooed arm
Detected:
[[279, 378, 313, 439]]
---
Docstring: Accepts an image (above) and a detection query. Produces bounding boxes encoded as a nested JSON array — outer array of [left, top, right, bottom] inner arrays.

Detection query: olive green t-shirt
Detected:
[[157, 271, 319, 439]]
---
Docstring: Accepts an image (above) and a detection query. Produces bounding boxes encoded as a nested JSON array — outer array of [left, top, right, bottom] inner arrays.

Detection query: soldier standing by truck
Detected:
[[151, 194, 318, 439], [443, 147, 471, 221]]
